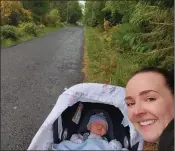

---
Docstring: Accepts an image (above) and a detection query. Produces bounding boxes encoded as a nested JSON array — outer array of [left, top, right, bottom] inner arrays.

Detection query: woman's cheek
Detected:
[[128, 108, 135, 122]]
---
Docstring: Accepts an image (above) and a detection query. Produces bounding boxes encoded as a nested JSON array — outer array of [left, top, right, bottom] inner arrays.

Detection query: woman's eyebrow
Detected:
[[125, 96, 133, 101], [125, 90, 158, 101], [139, 90, 158, 96]]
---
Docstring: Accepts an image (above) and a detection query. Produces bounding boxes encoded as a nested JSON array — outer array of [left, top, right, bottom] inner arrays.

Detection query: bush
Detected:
[[159, 56, 174, 71], [20, 8, 33, 23], [32, 13, 42, 24], [103, 20, 111, 31], [38, 24, 45, 30], [1, 25, 19, 40], [43, 15, 56, 26], [19, 22, 39, 36], [8, 10, 20, 26], [1, 33, 4, 41], [59, 23, 64, 27], [43, 9, 61, 27]]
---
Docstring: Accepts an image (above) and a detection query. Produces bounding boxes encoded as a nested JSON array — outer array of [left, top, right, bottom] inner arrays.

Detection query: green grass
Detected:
[[83, 26, 140, 87], [1, 22, 75, 48], [1, 25, 61, 48]]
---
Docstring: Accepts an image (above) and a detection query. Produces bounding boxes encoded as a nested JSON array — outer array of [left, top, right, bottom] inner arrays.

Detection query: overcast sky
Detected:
[[79, 1, 85, 6]]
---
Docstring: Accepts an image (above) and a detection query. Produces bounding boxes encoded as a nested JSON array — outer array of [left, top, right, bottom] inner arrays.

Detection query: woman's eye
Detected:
[[126, 102, 135, 107], [146, 98, 156, 102]]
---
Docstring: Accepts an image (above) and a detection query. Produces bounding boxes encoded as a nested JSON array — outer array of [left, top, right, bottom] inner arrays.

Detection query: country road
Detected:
[[1, 26, 84, 150]]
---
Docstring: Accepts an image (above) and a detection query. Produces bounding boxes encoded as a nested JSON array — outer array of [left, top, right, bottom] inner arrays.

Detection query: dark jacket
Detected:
[[158, 119, 174, 151]]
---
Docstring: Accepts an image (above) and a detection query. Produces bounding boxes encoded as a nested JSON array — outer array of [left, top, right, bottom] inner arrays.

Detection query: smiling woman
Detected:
[[125, 67, 174, 151]]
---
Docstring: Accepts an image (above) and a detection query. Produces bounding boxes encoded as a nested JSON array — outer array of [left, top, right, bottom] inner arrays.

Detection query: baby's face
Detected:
[[89, 120, 107, 136]]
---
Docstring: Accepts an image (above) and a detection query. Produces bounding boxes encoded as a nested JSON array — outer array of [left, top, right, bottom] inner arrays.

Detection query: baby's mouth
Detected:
[[97, 129, 102, 135]]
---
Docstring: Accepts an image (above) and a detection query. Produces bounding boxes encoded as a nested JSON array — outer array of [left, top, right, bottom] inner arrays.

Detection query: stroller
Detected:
[[28, 83, 144, 150]]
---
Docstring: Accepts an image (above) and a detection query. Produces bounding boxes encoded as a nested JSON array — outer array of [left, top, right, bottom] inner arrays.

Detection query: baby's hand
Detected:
[[70, 134, 83, 144], [121, 148, 129, 150], [109, 139, 122, 150], [74, 139, 83, 144]]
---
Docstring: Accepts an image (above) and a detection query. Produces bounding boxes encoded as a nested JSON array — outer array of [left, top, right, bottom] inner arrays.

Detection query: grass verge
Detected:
[[1, 25, 62, 48], [83, 26, 140, 87]]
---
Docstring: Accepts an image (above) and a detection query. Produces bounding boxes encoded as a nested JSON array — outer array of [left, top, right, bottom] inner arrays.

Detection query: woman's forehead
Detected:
[[126, 72, 166, 94]]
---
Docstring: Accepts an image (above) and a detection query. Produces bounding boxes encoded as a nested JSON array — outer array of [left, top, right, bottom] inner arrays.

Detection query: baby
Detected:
[[70, 113, 128, 150]]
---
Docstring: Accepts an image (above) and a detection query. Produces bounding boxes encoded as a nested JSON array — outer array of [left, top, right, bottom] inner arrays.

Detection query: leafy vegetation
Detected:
[[43, 9, 61, 27], [1, 25, 20, 41], [1, 0, 83, 47], [84, 2, 105, 27], [19, 22, 40, 36], [84, 27, 139, 86], [83, 0, 174, 85]]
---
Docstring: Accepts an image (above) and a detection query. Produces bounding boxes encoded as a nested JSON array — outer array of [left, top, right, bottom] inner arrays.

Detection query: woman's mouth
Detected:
[[139, 119, 157, 126]]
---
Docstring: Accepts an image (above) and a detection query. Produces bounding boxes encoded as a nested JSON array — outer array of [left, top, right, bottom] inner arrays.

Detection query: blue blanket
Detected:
[[52, 138, 114, 150]]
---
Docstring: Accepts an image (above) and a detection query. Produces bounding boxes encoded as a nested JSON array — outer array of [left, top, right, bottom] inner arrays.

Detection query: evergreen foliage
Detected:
[[84, 0, 174, 71]]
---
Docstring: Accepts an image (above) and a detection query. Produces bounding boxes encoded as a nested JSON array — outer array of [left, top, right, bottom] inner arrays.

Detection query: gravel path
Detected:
[[1, 26, 84, 150]]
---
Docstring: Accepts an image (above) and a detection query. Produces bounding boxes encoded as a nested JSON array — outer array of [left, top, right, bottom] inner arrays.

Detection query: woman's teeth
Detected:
[[139, 120, 156, 126]]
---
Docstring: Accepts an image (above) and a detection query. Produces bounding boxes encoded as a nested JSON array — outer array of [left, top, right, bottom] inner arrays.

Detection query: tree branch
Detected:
[[149, 21, 174, 26], [148, 46, 174, 54]]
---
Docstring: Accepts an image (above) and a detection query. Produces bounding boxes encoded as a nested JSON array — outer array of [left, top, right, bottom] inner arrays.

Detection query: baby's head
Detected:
[[87, 113, 108, 136]]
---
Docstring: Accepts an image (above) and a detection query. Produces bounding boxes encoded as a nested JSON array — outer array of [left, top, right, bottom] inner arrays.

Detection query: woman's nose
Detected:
[[134, 103, 146, 116]]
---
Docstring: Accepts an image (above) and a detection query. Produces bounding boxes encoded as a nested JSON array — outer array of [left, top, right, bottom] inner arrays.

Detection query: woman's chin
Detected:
[[141, 131, 160, 142], [136, 120, 160, 142], [144, 137, 158, 143]]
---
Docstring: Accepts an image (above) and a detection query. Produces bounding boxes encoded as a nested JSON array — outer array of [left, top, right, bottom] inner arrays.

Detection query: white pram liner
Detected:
[[28, 83, 144, 150]]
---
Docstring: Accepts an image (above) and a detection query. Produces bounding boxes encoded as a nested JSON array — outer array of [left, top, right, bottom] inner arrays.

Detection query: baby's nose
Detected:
[[98, 125, 102, 129]]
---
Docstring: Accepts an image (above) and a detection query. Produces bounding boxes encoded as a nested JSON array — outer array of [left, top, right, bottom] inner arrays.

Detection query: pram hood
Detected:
[[28, 83, 144, 150]]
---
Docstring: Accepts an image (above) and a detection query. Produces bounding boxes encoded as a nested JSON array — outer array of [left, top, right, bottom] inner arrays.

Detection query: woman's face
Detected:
[[89, 121, 107, 136], [126, 72, 174, 142]]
